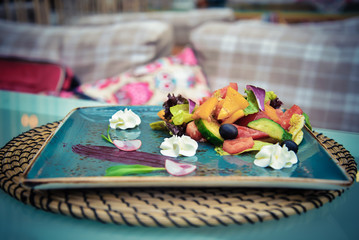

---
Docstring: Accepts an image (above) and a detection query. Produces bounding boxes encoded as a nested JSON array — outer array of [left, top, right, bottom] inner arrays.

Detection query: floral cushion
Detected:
[[77, 48, 211, 105]]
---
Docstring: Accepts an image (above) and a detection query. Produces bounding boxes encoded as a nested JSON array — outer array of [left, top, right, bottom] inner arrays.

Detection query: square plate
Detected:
[[21, 106, 352, 190]]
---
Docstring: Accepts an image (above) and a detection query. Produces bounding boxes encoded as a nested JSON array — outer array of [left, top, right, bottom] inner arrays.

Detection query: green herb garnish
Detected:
[[101, 125, 113, 144], [105, 164, 165, 176]]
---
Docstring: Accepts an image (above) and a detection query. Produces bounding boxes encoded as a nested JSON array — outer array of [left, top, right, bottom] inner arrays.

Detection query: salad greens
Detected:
[[303, 112, 312, 130], [170, 104, 193, 125], [243, 89, 260, 116], [215, 140, 273, 156], [163, 94, 188, 120], [246, 85, 266, 111], [161, 94, 189, 136], [244, 86, 282, 116]]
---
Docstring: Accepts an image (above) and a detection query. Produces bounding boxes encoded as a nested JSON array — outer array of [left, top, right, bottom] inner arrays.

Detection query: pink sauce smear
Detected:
[[72, 144, 174, 167]]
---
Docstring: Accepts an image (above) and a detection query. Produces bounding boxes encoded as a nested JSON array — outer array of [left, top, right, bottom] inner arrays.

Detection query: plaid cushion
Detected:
[[190, 19, 359, 132], [0, 20, 173, 83], [71, 8, 235, 45]]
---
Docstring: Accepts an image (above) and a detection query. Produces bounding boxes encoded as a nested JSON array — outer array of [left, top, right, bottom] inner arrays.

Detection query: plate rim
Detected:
[[20, 106, 354, 190]]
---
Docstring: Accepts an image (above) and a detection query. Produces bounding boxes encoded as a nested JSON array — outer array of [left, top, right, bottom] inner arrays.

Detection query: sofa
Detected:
[[0, 19, 174, 84], [0, 10, 358, 132], [69, 8, 235, 46], [189, 18, 359, 132]]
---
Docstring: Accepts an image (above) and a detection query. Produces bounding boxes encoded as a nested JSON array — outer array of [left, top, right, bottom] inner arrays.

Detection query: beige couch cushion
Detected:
[[70, 8, 235, 46], [190, 19, 359, 132], [0, 20, 173, 83]]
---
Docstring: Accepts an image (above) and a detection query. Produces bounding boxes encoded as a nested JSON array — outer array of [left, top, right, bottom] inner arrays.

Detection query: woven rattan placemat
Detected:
[[0, 122, 356, 227]]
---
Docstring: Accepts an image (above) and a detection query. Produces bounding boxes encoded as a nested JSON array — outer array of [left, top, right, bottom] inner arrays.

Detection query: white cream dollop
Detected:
[[254, 143, 298, 170], [160, 135, 198, 157], [109, 108, 141, 130]]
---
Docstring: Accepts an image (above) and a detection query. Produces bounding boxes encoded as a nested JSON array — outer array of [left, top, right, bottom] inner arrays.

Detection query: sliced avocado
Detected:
[[195, 118, 224, 146], [247, 118, 292, 141]]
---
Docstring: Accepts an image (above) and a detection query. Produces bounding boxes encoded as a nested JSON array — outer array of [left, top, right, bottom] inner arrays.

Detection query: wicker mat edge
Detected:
[[0, 122, 357, 227]]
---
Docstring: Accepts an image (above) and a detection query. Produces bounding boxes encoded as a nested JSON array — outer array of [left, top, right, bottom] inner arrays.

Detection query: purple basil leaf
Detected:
[[246, 85, 266, 111]]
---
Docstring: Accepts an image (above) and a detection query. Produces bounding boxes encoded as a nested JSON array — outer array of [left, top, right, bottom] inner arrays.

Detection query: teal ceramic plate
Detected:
[[21, 106, 352, 190]]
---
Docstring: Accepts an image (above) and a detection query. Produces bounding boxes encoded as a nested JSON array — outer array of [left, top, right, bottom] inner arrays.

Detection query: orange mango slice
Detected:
[[214, 99, 225, 119], [222, 109, 245, 124], [264, 104, 279, 123], [192, 96, 219, 120], [217, 87, 249, 120]]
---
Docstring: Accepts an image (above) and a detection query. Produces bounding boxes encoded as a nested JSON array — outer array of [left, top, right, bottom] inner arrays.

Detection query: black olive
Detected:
[[280, 140, 298, 153], [219, 124, 238, 140]]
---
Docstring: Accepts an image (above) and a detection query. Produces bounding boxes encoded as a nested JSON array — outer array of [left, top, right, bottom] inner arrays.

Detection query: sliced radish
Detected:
[[113, 139, 142, 151], [165, 159, 196, 176]]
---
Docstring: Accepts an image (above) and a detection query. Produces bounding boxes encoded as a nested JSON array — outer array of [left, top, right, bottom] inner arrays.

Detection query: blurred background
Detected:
[[1, 0, 359, 26], [1, 0, 359, 133]]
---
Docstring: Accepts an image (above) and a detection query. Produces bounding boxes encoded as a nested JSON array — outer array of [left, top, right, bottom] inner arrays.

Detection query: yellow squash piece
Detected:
[[292, 130, 304, 145], [157, 109, 165, 120], [217, 87, 249, 120], [192, 96, 219, 121], [289, 114, 305, 145]]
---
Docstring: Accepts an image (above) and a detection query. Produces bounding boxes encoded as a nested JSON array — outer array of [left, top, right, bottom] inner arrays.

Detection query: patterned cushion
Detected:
[[71, 8, 235, 46], [77, 48, 211, 105], [190, 18, 359, 132], [0, 20, 173, 84]]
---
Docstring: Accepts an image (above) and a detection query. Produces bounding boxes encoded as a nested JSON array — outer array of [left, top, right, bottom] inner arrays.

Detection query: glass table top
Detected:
[[0, 90, 358, 240], [0, 90, 109, 147]]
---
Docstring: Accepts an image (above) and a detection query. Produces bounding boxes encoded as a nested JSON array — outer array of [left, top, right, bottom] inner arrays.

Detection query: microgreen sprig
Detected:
[[101, 125, 113, 144]]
